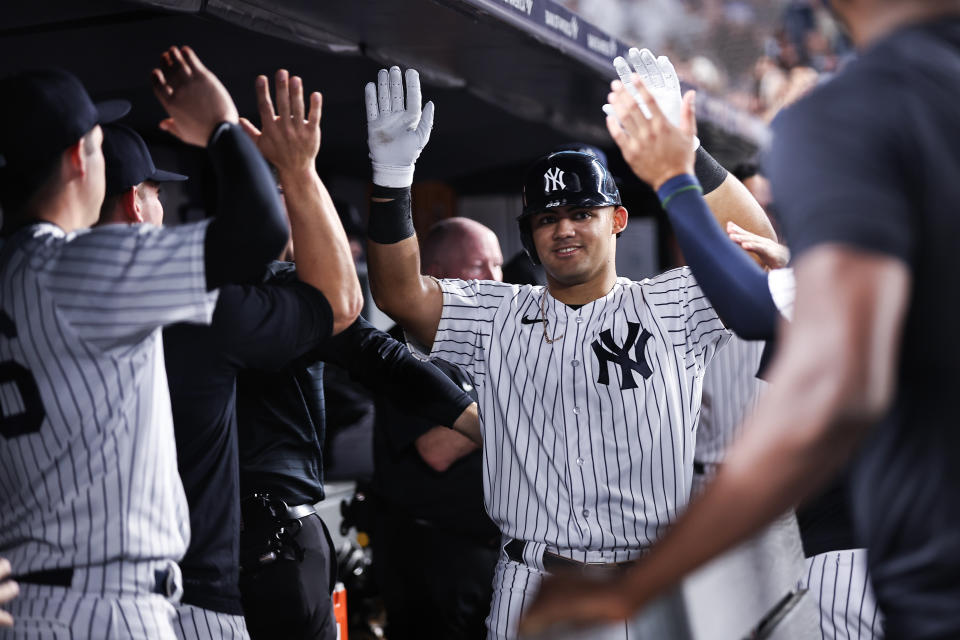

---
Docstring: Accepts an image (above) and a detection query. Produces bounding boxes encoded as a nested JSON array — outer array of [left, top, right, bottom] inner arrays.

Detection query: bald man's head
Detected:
[[422, 217, 504, 282]]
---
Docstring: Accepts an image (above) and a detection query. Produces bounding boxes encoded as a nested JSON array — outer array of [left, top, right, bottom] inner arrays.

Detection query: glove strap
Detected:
[[372, 162, 416, 189]]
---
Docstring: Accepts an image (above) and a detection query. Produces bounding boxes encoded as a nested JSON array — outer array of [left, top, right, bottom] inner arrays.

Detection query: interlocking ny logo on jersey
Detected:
[[544, 167, 566, 192], [591, 322, 653, 390]]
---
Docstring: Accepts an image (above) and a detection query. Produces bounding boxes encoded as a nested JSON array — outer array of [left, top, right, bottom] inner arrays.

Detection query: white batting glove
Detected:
[[612, 48, 700, 149], [364, 66, 435, 188]]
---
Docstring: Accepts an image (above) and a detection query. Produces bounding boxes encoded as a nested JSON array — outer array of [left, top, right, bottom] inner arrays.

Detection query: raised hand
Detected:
[[606, 74, 697, 190], [151, 46, 239, 147], [612, 48, 699, 148], [239, 69, 322, 176], [364, 66, 435, 188]]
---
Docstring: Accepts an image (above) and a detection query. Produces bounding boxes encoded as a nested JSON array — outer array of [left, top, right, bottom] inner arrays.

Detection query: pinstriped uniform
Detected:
[[767, 267, 883, 639], [0, 221, 218, 639], [799, 549, 883, 639], [417, 268, 729, 639], [694, 335, 765, 465], [173, 602, 248, 640]]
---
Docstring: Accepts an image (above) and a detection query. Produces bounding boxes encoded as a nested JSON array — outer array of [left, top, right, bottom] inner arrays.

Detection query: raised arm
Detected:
[[239, 70, 363, 335], [150, 46, 289, 289], [362, 66, 443, 348], [608, 49, 776, 249], [0, 557, 16, 628]]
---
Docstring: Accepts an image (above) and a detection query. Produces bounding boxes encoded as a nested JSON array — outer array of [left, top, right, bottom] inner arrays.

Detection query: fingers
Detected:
[[680, 90, 698, 139], [255, 75, 276, 123], [290, 75, 305, 123], [150, 68, 172, 104], [602, 104, 626, 133], [364, 82, 379, 122], [632, 77, 666, 121], [0, 609, 12, 628], [404, 68, 422, 117], [157, 118, 182, 139], [657, 55, 680, 92], [0, 558, 10, 580], [613, 56, 634, 87], [0, 579, 18, 606], [638, 48, 664, 88], [180, 45, 207, 73], [377, 69, 390, 114], [238, 117, 261, 141], [416, 100, 435, 147], [307, 91, 323, 129], [274, 69, 290, 121], [389, 66, 404, 114]]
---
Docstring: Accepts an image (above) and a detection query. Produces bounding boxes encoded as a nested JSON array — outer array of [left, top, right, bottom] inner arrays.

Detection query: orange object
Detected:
[[333, 581, 348, 640]]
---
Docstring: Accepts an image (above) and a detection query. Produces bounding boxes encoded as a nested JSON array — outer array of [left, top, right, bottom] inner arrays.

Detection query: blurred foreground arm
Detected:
[[0, 558, 18, 628]]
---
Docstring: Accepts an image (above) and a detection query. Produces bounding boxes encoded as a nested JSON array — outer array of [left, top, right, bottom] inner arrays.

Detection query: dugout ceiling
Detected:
[[0, 0, 767, 195]]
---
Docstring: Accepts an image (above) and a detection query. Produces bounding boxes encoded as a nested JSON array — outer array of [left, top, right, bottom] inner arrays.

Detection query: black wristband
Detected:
[[368, 189, 415, 244], [371, 184, 412, 199], [694, 147, 728, 195]]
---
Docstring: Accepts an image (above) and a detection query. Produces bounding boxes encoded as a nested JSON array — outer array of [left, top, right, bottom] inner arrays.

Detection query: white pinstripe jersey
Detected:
[[0, 221, 218, 582], [694, 335, 766, 464], [768, 268, 796, 321], [420, 267, 729, 559]]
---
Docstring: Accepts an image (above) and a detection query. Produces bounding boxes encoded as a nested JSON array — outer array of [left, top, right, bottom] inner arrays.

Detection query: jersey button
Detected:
[[575, 316, 583, 323], [573, 406, 580, 415], [576, 457, 584, 465], [571, 359, 580, 367], [582, 509, 590, 518]]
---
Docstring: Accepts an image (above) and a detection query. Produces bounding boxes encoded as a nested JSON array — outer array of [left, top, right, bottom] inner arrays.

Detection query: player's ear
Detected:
[[121, 187, 144, 224], [64, 140, 85, 178], [612, 206, 628, 235]]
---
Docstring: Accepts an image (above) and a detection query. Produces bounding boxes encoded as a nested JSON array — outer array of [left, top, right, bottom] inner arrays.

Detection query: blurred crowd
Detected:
[[561, 0, 853, 120]]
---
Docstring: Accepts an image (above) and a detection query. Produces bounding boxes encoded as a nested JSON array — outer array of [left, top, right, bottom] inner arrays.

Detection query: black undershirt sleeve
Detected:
[[202, 123, 289, 290], [316, 316, 474, 428], [211, 281, 334, 371]]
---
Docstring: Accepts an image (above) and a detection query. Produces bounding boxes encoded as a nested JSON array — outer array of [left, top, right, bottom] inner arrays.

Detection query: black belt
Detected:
[[504, 540, 639, 575], [13, 567, 179, 597]]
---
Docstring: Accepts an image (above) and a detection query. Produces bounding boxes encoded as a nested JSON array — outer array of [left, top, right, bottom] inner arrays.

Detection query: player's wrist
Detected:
[[371, 162, 415, 189], [656, 173, 702, 207], [367, 186, 415, 244]]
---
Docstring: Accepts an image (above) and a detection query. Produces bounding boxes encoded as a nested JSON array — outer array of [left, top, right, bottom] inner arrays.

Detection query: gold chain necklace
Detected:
[[540, 293, 564, 344]]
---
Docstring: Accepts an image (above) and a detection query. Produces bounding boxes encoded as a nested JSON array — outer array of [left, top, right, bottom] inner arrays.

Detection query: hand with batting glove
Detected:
[[605, 48, 700, 150], [364, 66, 435, 188], [605, 71, 698, 191]]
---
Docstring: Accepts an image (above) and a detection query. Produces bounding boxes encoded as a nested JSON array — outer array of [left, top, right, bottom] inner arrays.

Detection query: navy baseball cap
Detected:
[[0, 69, 129, 174], [102, 124, 187, 197]]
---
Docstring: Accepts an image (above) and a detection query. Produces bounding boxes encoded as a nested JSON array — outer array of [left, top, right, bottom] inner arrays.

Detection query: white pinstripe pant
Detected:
[[798, 549, 884, 639], [486, 558, 662, 640], [173, 602, 249, 640], [0, 583, 177, 639]]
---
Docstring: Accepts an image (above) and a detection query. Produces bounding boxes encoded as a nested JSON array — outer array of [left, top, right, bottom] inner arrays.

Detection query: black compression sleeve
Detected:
[[694, 147, 729, 195], [658, 174, 780, 340], [318, 316, 473, 427], [202, 123, 289, 290]]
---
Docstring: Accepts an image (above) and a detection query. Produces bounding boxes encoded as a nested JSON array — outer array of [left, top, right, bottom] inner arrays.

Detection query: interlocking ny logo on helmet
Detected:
[[518, 150, 621, 265], [544, 167, 567, 193]]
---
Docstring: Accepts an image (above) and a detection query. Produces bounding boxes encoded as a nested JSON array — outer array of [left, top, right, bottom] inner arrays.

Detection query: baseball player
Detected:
[[0, 46, 288, 638], [95, 66, 366, 640], [362, 65, 776, 639], [522, 0, 960, 635]]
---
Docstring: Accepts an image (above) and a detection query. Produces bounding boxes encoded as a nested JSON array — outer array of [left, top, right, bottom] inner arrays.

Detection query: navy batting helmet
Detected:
[[518, 151, 621, 264]]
